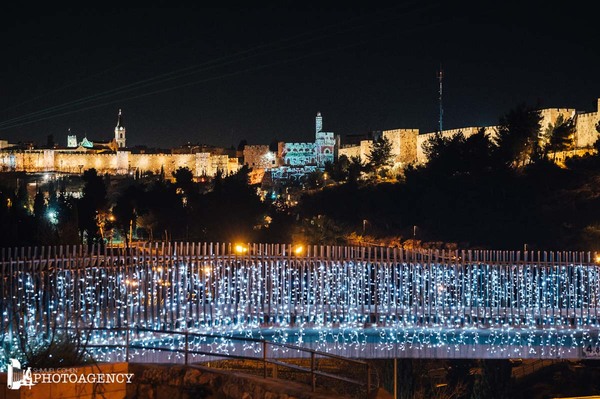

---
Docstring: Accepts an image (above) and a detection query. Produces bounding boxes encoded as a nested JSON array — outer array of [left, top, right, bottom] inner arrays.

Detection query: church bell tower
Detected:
[[115, 109, 126, 148]]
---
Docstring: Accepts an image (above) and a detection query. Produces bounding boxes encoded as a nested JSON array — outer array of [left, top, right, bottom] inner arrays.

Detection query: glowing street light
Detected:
[[293, 244, 304, 256], [235, 244, 248, 254]]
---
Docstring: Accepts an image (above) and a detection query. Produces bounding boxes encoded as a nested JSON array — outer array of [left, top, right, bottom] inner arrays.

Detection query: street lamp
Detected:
[[235, 244, 248, 254], [293, 244, 304, 256]]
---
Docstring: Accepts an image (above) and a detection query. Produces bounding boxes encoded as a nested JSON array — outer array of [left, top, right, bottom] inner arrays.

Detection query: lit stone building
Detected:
[[0, 110, 240, 178], [270, 112, 338, 180]]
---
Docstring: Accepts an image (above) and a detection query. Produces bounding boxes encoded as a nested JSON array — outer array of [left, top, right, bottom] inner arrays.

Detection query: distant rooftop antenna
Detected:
[[438, 66, 443, 133]]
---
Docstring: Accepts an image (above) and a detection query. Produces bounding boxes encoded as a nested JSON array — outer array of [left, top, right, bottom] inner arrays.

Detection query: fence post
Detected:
[[185, 331, 189, 365], [367, 363, 372, 398], [125, 327, 130, 362], [263, 341, 268, 378], [311, 352, 316, 392]]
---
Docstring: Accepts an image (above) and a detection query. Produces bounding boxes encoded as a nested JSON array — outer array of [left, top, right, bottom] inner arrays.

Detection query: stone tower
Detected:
[[316, 112, 323, 134], [115, 109, 126, 149], [314, 112, 335, 167]]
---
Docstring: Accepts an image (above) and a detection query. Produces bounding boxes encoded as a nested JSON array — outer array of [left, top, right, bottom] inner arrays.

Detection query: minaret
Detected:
[[316, 112, 323, 134], [115, 109, 126, 148]]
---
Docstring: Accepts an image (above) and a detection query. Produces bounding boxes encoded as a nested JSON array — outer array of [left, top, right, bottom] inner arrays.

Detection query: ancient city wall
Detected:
[[55, 152, 120, 174], [338, 145, 361, 160], [359, 140, 372, 161], [243, 145, 273, 169], [538, 108, 576, 134], [0, 149, 236, 178], [575, 109, 599, 148], [383, 129, 419, 165], [129, 153, 195, 177]]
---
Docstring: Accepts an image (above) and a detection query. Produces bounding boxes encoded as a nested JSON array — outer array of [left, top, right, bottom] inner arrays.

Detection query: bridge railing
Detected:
[[1, 242, 600, 337], [54, 326, 374, 398]]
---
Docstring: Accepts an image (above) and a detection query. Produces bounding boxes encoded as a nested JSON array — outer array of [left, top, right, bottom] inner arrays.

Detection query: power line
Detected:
[[0, 3, 449, 131]]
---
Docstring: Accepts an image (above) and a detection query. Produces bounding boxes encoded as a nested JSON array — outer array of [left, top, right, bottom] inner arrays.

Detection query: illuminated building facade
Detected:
[[0, 110, 240, 178], [270, 112, 339, 181]]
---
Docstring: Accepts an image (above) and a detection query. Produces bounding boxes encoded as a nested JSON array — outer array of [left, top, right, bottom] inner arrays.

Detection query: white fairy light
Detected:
[[2, 244, 600, 368]]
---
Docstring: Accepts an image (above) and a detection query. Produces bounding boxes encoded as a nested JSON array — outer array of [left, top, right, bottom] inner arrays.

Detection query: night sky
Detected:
[[1, 2, 598, 149]]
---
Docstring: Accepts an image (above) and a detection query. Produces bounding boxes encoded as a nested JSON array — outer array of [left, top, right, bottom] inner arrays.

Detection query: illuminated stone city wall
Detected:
[[1, 99, 598, 177], [360, 140, 373, 161], [129, 153, 194, 177], [337, 100, 599, 167], [0, 149, 237, 178], [338, 139, 382, 164], [383, 128, 418, 166], [338, 145, 361, 160], [575, 103, 600, 148], [228, 157, 240, 175], [539, 108, 576, 133], [243, 145, 276, 169], [211, 154, 232, 175], [55, 152, 121, 174]]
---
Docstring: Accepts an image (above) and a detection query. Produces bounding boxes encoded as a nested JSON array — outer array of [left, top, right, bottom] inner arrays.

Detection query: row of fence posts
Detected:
[[1, 241, 597, 266], [2, 242, 600, 336]]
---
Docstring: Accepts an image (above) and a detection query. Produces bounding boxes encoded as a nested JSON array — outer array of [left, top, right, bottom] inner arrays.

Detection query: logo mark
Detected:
[[7, 359, 35, 390]]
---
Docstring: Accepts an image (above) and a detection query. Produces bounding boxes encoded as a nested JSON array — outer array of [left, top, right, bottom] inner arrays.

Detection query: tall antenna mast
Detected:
[[438, 66, 443, 133]]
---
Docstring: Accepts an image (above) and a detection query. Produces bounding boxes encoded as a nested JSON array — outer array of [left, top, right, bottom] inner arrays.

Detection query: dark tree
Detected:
[[77, 168, 107, 246], [494, 104, 542, 167], [15, 178, 29, 211], [173, 166, 194, 192], [594, 120, 600, 152], [324, 156, 350, 182], [33, 190, 46, 219], [347, 155, 364, 184], [113, 185, 143, 246], [191, 165, 267, 242], [545, 114, 575, 157], [367, 134, 393, 173], [423, 128, 496, 176], [304, 170, 324, 189]]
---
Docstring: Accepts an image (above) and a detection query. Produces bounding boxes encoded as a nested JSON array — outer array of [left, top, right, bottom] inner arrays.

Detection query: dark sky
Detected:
[[1, 2, 598, 149]]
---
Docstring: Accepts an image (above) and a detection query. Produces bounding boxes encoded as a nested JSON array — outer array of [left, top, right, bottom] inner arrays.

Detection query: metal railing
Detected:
[[59, 326, 374, 398]]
